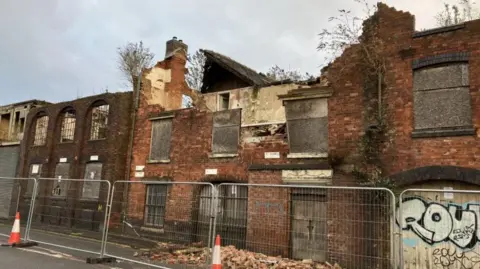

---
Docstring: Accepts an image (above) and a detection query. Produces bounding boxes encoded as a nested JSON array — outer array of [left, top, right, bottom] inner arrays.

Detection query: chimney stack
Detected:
[[165, 36, 188, 59]]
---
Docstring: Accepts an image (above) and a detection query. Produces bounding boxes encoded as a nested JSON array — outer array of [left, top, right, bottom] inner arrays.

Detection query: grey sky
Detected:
[[0, 0, 459, 105]]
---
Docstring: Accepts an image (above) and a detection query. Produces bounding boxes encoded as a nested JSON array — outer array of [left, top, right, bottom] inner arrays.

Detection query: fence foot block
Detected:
[[1, 241, 38, 248], [86, 257, 116, 264]]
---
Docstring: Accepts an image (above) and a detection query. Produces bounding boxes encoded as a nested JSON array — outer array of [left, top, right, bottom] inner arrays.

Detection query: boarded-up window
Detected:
[[53, 163, 70, 197], [26, 164, 42, 196], [82, 163, 102, 199], [211, 109, 241, 154], [413, 63, 472, 131], [60, 111, 76, 143], [90, 104, 109, 140], [285, 98, 328, 153], [145, 185, 168, 227], [33, 116, 48, 146], [149, 119, 173, 161]]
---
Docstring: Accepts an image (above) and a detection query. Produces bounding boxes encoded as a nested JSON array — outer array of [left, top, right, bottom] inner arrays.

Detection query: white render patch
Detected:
[[287, 152, 328, 159], [59, 158, 67, 163], [264, 152, 280, 159], [135, 165, 145, 171], [90, 155, 99, 161], [135, 172, 145, 178], [282, 169, 333, 184], [444, 187, 454, 199], [31, 164, 39, 174], [206, 169, 218, 175]]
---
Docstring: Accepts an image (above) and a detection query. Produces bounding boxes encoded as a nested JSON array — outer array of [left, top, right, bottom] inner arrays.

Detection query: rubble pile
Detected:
[[220, 245, 342, 269], [136, 242, 342, 269]]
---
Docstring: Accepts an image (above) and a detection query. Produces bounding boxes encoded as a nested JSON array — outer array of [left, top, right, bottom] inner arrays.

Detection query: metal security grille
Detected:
[[216, 184, 248, 249], [144, 184, 167, 227], [90, 105, 109, 140], [60, 111, 76, 143], [33, 116, 48, 146]]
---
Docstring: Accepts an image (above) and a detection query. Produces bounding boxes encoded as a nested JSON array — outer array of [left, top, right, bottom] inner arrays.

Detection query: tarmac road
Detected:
[[0, 224, 202, 269], [0, 245, 112, 269]]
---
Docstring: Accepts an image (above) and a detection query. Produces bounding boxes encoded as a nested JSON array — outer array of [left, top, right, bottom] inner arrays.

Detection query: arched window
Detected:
[[60, 109, 76, 143], [90, 103, 109, 140], [33, 115, 49, 146]]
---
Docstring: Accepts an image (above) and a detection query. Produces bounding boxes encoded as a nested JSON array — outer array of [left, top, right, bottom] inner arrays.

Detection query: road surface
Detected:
[[0, 224, 202, 269], [0, 246, 111, 269]]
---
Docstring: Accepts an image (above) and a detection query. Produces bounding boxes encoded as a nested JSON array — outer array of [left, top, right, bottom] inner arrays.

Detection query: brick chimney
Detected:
[[165, 36, 188, 59]]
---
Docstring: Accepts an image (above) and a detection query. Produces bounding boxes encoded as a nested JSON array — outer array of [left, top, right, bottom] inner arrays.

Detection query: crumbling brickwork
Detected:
[[327, 3, 479, 183]]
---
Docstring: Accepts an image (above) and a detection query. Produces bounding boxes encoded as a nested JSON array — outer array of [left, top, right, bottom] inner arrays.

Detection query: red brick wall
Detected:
[[17, 92, 132, 229], [327, 4, 480, 180]]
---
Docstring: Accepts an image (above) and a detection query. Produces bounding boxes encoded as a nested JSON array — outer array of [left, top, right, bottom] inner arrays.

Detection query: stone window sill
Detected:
[[412, 126, 476, 138], [140, 226, 165, 234], [147, 159, 171, 164], [88, 138, 107, 142], [209, 153, 238, 159], [287, 153, 328, 159]]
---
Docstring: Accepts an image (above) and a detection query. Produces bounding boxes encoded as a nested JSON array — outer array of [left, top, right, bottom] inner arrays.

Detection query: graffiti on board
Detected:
[[432, 247, 480, 269], [398, 197, 480, 249]]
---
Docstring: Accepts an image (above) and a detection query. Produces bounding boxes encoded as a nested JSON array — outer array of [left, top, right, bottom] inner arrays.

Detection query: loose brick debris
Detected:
[[135, 242, 342, 269]]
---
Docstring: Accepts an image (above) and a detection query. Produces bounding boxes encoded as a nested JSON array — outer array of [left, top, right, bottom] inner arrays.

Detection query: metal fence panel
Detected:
[[0, 177, 37, 241], [103, 181, 215, 269], [399, 188, 480, 269], [28, 178, 111, 255], [217, 183, 396, 269]]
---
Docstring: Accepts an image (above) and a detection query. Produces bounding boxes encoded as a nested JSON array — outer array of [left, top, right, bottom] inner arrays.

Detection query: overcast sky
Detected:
[[0, 0, 464, 105]]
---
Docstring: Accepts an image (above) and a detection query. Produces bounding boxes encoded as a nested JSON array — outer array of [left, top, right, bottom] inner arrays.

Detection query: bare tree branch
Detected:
[[265, 65, 313, 82], [186, 50, 206, 91], [117, 41, 155, 88], [435, 0, 479, 26]]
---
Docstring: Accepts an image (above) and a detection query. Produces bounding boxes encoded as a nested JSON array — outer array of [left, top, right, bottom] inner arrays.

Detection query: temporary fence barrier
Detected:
[[399, 188, 480, 269], [214, 183, 396, 269], [27, 177, 111, 256], [0, 177, 37, 241], [0, 176, 401, 268], [103, 181, 216, 269]]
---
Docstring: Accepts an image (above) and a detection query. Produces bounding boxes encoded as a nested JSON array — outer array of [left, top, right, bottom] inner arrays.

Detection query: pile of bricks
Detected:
[[139, 243, 342, 269]]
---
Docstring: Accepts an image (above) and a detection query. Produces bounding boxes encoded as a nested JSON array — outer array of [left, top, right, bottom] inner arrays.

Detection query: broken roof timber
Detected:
[[200, 49, 274, 88]]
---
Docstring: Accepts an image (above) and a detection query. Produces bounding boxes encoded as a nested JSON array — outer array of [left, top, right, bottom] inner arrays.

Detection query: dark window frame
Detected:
[[211, 109, 241, 155], [149, 117, 173, 161], [59, 110, 76, 143], [144, 184, 168, 227], [90, 104, 110, 140], [218, 92, 230, 111], [411, 61, 475, 138], [33, 115, 49, 146]]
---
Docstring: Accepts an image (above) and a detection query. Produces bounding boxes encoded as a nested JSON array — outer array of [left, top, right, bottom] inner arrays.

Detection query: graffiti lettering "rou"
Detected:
[[398, 197, 480, 249]]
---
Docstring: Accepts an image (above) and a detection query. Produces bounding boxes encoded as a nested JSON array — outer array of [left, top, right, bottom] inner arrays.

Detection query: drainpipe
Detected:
[[122, 72, 142, 232]]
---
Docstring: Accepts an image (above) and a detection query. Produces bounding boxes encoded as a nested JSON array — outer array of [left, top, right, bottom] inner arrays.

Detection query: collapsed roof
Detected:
[[200, 49, 275, 93]]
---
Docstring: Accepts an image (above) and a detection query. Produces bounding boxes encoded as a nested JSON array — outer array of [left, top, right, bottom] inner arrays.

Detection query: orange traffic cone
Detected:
[[212, 234, 222, 269], [1, 212, 37, 248], [8, 212, 21, 245]]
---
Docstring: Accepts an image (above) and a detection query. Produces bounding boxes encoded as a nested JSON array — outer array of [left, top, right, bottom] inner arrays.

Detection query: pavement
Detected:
[[0, 224, 200, 269]]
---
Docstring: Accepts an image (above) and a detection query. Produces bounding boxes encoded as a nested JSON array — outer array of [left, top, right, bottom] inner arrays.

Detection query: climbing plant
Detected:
[[318, 0, 395, 188]]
